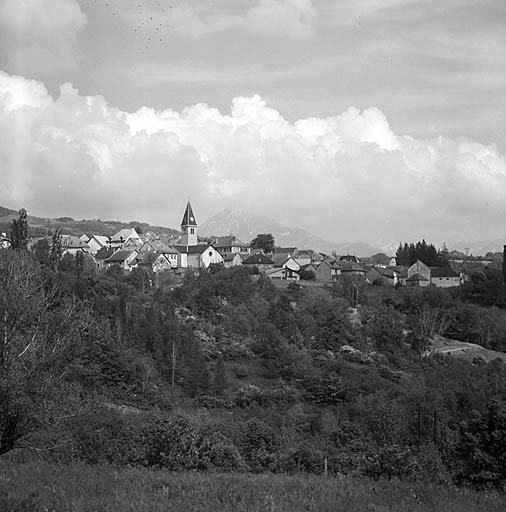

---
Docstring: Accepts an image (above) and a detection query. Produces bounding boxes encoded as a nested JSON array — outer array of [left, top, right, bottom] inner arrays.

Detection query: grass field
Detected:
[[0, 462, 504, 511]]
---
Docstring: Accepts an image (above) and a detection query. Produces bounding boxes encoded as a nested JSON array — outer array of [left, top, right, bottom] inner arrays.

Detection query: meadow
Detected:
[[1, 462, 504, 512]]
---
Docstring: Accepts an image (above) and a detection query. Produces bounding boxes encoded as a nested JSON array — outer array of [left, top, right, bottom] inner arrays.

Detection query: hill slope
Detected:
[[0, 205, 180, 239]]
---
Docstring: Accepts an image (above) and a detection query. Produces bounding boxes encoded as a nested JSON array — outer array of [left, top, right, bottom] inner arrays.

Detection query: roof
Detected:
[[174, 244, 211, 254], [223, 253, 242, 262], [339, 254, 360, 263], [274, 247, 297, 254], [213, 235, 249, 248], [89, 235, 109, 246], [111, 228, 140, 243], [338, 261, 366, 273], [106, 250, 136, 263], [430, 266, 460, 278], [271, 253, 291, 267], [95, 247, 116, 260], [135, 252, 160, 265], [60, 235, 88, 249], [406, 273, 428, 282], [140, 240, 176, 253], [243, 253, 274, 265], [375, 267, 396, 278], [181, 200, 197, 227]]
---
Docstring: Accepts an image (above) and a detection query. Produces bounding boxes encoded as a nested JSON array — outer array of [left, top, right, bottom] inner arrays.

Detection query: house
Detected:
[[174, 244, 224, 269], [173, 201, 224, 269], [60, 235, 89, 257], [86, 235, 110, 255], [405, 259, 461, 288], [315, 260, 341, 282], [367, 266, 398, 286], [429, 266, 461, 288], [338, 261, 367, 277], [299, 263, 317, 279], [138, 240, 173, 253], [265, 266, 300, 281], [223, 253, 243, 268], [94, 246, 116, 270], [133, 252, 174, 273], [242, 253, 275, 272], [406, 273, 430, 287], [407, 260, 431, 282], [212, 235, 250, 255], [339, 254, 360, 263], [109, 228, 142, 249], [104, 249, 138, 271], [1, 232, 11, 249], [271, 253, 301, 271]]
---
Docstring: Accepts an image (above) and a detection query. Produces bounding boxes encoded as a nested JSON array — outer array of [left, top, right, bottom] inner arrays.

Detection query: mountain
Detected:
[[200, 209, 381, 256]]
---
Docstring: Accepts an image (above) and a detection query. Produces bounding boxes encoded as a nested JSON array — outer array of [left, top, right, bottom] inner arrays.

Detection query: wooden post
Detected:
[[324, 457, 328, 478], [433, 410, 437, 444], [417, 410, 421, 444]]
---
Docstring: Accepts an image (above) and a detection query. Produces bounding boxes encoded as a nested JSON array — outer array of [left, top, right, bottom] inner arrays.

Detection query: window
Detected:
[[190, 228, 194, 234], [209, 251, 213, 257]]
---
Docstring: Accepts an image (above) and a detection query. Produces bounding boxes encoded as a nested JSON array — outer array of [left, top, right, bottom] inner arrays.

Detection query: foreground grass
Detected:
[[0, 462, 504, 512]]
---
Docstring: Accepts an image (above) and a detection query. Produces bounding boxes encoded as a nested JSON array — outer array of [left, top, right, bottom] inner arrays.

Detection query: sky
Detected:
[[0, 0, 505, 246]]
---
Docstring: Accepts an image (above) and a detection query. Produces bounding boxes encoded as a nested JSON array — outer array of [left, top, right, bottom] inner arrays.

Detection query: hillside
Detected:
[[430, 334, 506, 363], [201, 209, 380, 256], [0, 205, 180, 239]]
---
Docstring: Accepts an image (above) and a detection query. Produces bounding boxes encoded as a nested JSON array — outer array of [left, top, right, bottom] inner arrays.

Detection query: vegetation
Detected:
[[250, 233, 275, 254], [3, 217, 506, 506], [1, 461, 504, 512], [396, 240, 449, 267]]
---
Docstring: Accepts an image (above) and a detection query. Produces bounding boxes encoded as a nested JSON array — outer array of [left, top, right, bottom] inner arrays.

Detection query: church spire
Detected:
[[181, 200, 197, 228], [180, 200, 198, 246]]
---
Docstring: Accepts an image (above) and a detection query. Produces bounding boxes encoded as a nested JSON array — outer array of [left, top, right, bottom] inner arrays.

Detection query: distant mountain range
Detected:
[[200, 209, 381, 256]]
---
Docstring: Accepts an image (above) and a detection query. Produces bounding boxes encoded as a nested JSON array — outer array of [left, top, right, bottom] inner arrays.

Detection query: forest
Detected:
[[2, 217, 506, 502]]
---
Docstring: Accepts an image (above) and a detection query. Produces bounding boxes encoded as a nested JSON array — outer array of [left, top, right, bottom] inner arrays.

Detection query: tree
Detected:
[[454, 401, 506, 489], [213, 354, 228, 395], [502, 245, 506, 286], [49, 229, 63, 271], [250, 233, 275, 254], [0, 249, 93, 455], [9, 208, 28, 251]]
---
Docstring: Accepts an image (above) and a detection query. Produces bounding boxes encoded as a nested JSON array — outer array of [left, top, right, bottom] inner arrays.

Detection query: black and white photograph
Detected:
[[1, 0, 506, 510]]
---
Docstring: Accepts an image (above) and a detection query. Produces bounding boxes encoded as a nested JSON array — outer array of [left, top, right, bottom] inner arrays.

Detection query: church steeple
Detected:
[[180, 200, 197, 246]]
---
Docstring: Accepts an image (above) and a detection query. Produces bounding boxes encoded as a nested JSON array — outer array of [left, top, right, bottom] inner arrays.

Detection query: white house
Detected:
[[86, 235, 110, 255], [109, 228, 142, 249]]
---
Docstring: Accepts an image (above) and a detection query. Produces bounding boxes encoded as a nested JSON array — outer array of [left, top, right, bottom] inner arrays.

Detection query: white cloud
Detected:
[[0, 0, 87, 71], [1, 69, 505, 243]]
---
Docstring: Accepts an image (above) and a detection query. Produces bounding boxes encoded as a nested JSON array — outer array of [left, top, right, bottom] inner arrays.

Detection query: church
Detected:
[[174, 200, 224, 269]]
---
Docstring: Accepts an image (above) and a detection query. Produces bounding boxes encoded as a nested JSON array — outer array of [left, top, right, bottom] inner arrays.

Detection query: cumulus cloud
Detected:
[[1, 69, 505, 244], [0, 0, 87, 72]]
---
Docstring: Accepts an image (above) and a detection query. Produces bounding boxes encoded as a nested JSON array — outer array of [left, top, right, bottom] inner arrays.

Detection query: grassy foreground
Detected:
[[0, 462, 504, 512]]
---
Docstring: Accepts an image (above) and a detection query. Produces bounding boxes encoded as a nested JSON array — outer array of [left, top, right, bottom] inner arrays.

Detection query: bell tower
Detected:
[[180, 200, 197, 246]]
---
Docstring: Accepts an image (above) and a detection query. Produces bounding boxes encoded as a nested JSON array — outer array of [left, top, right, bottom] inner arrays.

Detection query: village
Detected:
[[16, 200, 465, 289]]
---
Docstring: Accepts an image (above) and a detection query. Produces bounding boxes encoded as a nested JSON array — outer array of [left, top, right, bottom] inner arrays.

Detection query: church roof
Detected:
[[174, 244, 211, 254], [181, 201, 197, 227]]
